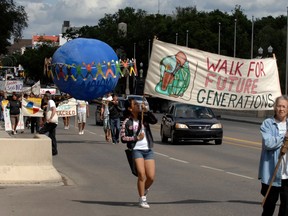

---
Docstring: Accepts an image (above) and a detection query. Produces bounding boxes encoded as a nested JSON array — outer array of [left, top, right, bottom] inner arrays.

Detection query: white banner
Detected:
[[56, 98, 77, 117], [2, 100, 24, 131], [144, 39, 282, 110]]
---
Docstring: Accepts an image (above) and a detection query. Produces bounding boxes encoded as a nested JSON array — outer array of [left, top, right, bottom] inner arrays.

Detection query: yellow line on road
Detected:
[[225, 141, 261, 150], [224, 136, 261, 145]]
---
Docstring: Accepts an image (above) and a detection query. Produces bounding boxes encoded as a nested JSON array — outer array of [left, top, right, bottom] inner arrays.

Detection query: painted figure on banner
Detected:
[[155, 51, 190, 98]]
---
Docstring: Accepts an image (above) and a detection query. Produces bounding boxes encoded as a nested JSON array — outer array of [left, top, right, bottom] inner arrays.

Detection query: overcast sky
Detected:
[[17, 0, 288, 39]]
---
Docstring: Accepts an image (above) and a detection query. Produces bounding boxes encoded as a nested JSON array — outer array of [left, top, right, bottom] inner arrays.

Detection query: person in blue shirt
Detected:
[[259, 95, 288, 216]]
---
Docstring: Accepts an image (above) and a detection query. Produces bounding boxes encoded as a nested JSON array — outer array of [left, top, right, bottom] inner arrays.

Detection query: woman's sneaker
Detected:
[[139, 196, 150, 209]]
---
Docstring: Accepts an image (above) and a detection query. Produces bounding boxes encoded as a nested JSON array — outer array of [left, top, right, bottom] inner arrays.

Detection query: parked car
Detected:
[[125, 94, 150, 111], [95, 96, 126, 126], [160, 103, 223, 145]]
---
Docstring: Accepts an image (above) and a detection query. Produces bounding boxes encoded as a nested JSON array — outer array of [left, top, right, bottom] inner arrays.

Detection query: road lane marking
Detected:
[[224, 136, 261, 145], [225, 141, 261, 150], [169, 157, 189, 164], [201, 165, 224, 172], [226, 172, 254, 179], [156, 152, 254, 180], [154, 152, 169, 157]]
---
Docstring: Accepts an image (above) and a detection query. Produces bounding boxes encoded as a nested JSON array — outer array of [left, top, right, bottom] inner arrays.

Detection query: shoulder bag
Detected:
[[46, 110, 58, 124]]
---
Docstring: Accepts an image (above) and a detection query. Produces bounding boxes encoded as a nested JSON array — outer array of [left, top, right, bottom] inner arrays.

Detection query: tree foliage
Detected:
[[24, 5, 287, 92], [0, 0, 28, 54]]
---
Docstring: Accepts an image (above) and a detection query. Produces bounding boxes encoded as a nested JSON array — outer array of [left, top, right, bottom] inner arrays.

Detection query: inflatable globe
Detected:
[[51, 38, 120, 100]]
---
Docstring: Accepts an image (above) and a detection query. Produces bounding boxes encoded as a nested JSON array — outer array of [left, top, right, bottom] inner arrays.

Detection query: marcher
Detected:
[[259, 95, 288, 216], [6, 93, 21, 135], [39, 91, 58, 156], [30, 94, 40, 134], [120, 98, 157, 209], [62, 93, 71, 129], [101, 93, 112, 142], [40, 94, 48, 127], [76, 99, 89, 135], [109, 93, 122, 144], [0, 91, 6, 121], [23, 93, 31, 129]]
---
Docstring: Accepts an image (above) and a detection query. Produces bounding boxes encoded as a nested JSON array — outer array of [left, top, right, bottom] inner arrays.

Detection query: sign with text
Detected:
[[56, 98, 77, 117], [5, 80, 23, 93], [144, 39, 281, 110]]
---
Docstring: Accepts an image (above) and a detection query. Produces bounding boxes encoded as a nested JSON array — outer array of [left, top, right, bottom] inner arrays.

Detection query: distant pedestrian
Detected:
[[259, 95, 288, 216], [108, 94, 122, 144], [39, 91, 58, 156], [62, 93, 71, 129], [6, 93, 21, 135], [0, 91, 6, 121], [77, 99, 89, 135], [101, 93, 112, 142], [120, 98, 157, 209]]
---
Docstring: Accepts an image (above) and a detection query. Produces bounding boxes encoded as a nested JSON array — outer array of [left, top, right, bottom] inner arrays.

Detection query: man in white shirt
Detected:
[[39, 91, 58, 156]]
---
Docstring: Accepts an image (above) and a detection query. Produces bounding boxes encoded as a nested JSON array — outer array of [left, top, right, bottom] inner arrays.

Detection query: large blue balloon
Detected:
[[51, 38, 120, 100]]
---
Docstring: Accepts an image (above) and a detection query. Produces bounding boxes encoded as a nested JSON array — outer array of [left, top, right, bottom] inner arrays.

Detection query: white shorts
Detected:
[[78, 112, 86, 123]]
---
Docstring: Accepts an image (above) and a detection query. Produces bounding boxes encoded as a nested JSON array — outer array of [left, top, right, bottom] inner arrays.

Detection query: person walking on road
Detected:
[[259, 95, 288, 216], [120, 98, 157, 209], [6, 93, 21, 135], [101, 93, 112, 142], [108, 94, 122, 144], [77, 99, 89, 135], [39, 91, 58, 156]]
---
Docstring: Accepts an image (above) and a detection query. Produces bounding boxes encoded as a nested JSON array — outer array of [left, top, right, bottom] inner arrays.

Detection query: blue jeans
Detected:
[[109, 118, 120, 143]]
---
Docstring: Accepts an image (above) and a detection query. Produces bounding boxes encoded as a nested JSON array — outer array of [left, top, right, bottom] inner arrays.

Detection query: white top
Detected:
[[278, 122, 288, 179], [47, 99, 58, 124], [133, 120, 149, 150], [47, 99, 56, 111], [77, 100, 88, 113], [102, 96, 112, 117]]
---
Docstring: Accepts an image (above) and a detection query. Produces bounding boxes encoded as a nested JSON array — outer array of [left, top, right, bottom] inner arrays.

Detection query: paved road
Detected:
[[0, 105, 267, 216]]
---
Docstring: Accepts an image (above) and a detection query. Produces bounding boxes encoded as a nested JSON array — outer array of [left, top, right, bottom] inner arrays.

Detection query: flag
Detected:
[[21, 98, 43, 117]]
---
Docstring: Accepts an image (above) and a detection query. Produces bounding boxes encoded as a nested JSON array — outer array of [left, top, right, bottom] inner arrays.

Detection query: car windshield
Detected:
[[174, 105, 214, 119]]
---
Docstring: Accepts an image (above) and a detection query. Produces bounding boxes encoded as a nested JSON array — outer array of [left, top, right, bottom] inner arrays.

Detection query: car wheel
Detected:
[[171, 130, 178, 145], [215, 139, 222, 145], [161, 127, 168, 143]]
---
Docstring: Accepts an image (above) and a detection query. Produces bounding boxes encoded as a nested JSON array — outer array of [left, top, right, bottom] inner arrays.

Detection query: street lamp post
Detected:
[[251, 16, 254, 59], [186, 30, 189, 47], [218, 22, 221, 55], [234, 19, 237, 57], [257, 47, 263, 59], [148, 39, 151, 62], [257, 46, 273, 59]]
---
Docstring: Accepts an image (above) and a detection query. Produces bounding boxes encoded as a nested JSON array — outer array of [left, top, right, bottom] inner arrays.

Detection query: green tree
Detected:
[[19, 45, 57, 84], [0, 0, 28, 54]]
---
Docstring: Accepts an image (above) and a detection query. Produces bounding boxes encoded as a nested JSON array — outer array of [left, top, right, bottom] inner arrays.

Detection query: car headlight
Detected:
[[175, 123, 188, 129], [211, 123, 222, 129]]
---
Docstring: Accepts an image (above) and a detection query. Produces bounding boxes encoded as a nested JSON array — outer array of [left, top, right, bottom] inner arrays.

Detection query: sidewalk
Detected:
[[220, 114, 264, 125]]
